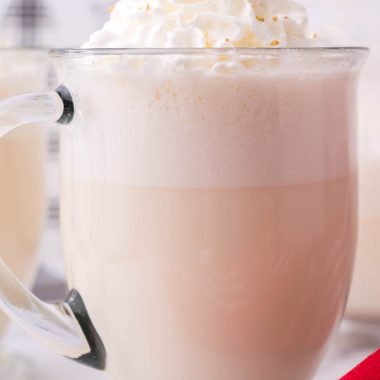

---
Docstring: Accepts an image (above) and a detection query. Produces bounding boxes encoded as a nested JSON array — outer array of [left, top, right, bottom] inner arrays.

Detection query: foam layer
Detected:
[[60, 65, 358, 188], [84, 0, 319, 48]]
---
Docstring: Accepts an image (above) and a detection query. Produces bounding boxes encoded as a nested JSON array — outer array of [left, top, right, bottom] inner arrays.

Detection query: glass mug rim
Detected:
[[50, 46, 369, 58]]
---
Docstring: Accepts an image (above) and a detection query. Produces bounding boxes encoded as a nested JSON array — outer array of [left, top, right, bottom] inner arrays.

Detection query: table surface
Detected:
[[3, 319, 380, 380]]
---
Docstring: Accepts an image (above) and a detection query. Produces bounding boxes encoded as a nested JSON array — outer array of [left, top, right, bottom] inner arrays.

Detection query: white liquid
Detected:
[[59, 59, 360, 380], [62, 179, 356, 380]]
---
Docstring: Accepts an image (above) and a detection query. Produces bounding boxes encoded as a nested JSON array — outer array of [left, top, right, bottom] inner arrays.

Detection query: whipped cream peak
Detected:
[[84, 0, 319, 48]]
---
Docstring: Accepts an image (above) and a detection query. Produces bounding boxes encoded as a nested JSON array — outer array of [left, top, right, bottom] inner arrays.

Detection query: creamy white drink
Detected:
[[0, 50, 47, 336], [57, 1, 363, 379]]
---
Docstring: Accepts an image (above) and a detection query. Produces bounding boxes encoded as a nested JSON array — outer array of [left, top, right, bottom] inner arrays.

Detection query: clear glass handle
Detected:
[[0, 89, 106, 370], [0, 86, 75, 137]]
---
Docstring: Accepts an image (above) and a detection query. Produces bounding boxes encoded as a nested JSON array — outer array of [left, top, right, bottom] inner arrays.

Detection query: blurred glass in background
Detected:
[[0, 2, 53, 376], [0, 0, 113, 300], [0, 50, 50, 380]]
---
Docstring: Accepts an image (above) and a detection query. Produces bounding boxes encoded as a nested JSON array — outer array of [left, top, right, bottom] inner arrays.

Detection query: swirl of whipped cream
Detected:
[[83, 0, 318, 48]]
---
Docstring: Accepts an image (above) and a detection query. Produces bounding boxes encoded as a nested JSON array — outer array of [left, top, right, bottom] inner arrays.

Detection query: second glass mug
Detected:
[[0, 48, 368, 380]]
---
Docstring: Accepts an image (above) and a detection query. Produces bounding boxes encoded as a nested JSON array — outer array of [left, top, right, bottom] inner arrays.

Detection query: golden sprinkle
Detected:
[[146, 3, 150, 11], [204, 31, 212, 48], [284, 15, 289, 20], [256, 15, 265, 22], [313, 32, 318, 39], [271, 39, 280, 46], [108, 4, 115, 13], [272, 15, 278, 22], [225, 38, 230, 42]]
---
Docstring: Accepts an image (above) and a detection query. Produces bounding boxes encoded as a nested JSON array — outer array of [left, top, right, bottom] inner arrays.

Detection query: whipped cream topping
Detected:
[[84, 0, 318, 48]]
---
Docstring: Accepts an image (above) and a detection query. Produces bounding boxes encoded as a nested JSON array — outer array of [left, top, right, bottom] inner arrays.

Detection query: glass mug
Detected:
[[0, 49, 48, 378], [0, 48, 368, 380]]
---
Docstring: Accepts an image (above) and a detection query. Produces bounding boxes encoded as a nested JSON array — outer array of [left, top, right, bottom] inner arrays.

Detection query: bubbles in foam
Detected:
[[60, 66, 355, 188]]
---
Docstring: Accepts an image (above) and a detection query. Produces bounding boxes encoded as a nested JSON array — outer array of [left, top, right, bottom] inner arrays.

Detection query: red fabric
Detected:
[[341, 350, 380, 379]]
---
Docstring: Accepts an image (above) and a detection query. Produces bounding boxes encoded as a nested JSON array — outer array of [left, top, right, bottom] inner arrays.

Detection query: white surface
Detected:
[[3, 327, 105, 380], [2, 320, 380, 380]]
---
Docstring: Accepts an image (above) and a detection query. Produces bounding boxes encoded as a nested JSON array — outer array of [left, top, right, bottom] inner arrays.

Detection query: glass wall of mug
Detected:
[[302, 0, 380, 320], [49, 48, 367, 380], [349, 44, 380, 318], [0, 50, 47, 338], [320, 1, 380, 320]]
